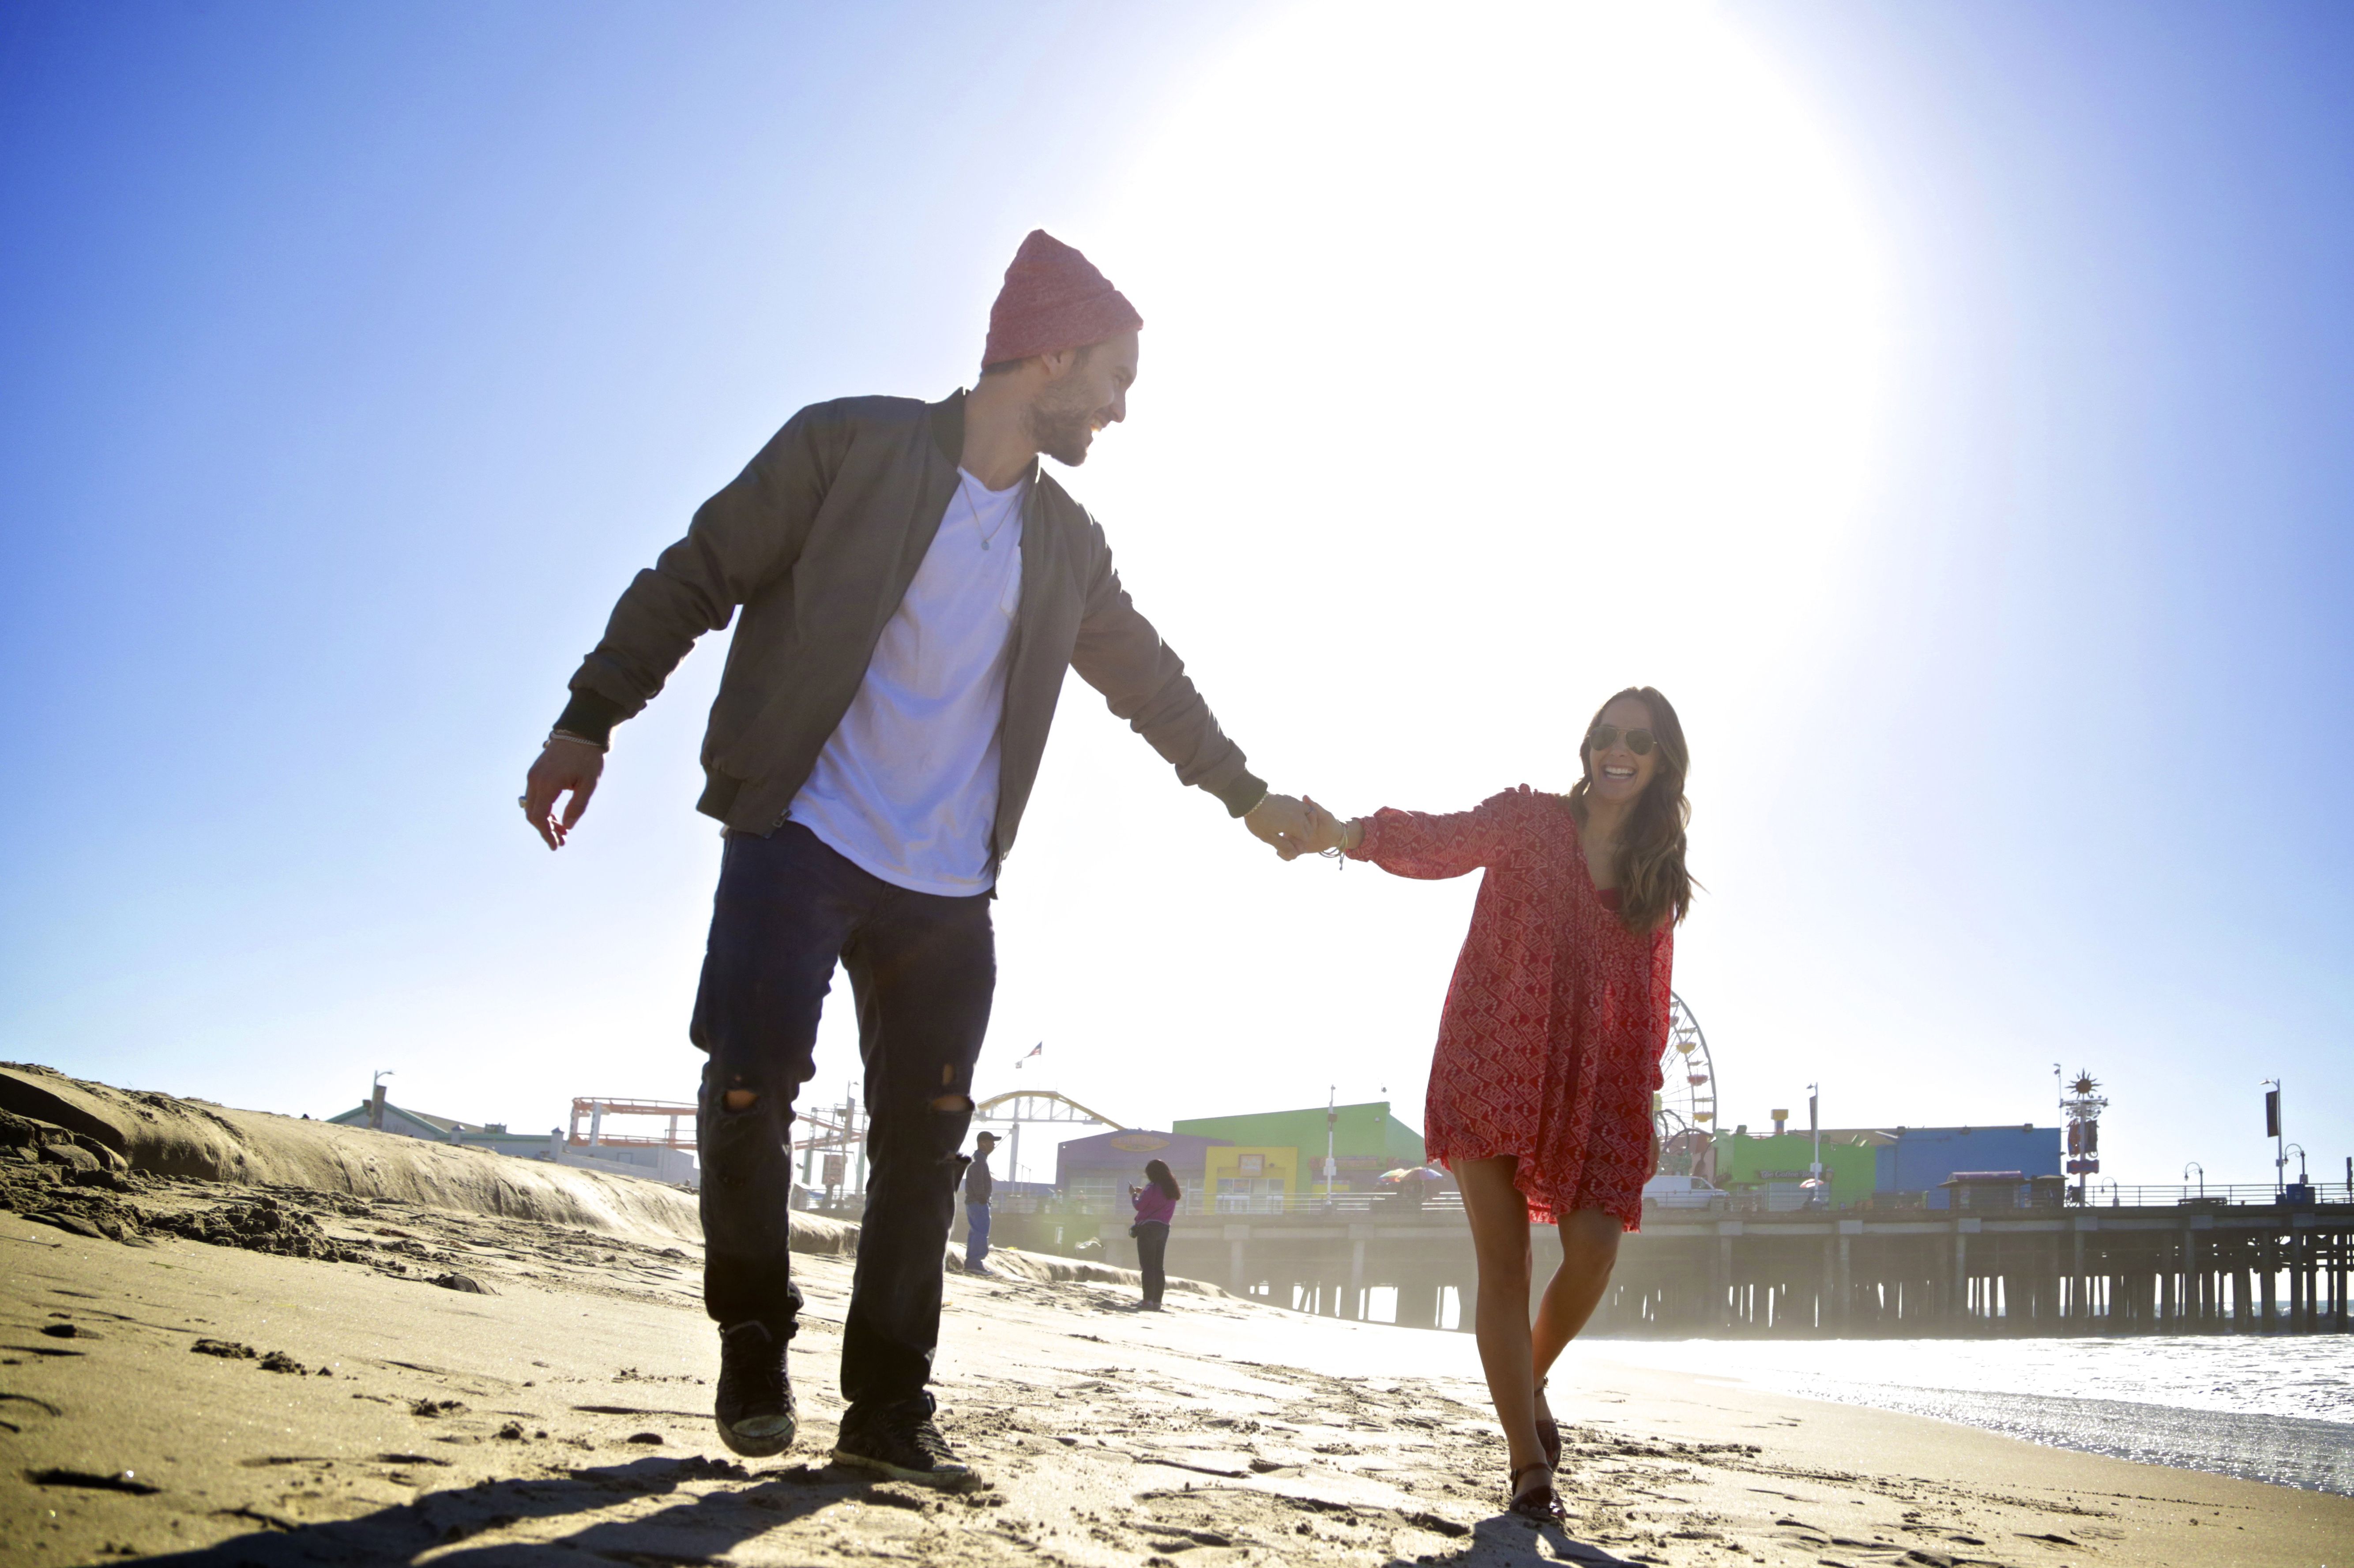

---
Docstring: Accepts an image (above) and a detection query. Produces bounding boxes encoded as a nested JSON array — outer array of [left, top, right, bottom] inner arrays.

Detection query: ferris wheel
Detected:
[[1653, 991, 1718, 1182]]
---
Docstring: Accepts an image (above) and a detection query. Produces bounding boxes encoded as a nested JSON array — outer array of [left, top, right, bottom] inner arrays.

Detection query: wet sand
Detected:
[[4, 1072, 2349, 1566]]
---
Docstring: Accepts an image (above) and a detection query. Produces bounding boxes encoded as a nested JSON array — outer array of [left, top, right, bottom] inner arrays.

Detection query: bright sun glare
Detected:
[[1091, 0, 1888, 769]]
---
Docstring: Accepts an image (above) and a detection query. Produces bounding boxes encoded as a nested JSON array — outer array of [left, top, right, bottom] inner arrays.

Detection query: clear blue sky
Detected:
[[3, 2, 2346, 1189]]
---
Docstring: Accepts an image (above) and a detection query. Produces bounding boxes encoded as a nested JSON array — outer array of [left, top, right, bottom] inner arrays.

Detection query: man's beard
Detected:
[[1026, 391, 1097, 467]]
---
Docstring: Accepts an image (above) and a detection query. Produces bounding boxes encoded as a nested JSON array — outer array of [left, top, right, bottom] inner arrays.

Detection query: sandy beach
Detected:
[[5, 1066, 2348, 1568]]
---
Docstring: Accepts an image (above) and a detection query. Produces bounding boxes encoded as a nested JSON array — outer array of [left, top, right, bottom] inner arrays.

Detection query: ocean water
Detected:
[[1587, 1336, 2354, 1496]]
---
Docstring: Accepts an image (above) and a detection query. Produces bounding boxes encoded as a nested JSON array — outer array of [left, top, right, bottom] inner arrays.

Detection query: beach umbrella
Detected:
[[1379, 1166, 1448, 1184]]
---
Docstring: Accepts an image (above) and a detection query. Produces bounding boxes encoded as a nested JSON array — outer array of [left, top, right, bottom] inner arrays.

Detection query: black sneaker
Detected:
[[713, 1321, 796, 1457], [831, 1391, 973, 1487]]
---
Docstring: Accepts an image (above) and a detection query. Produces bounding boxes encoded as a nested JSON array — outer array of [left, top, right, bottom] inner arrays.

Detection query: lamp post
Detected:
[[2050, 1063, 2064, 1204], [2182, 1161, 2204, 1200], [1806, 1082, 1823, 1208], [1323, 1086, 1339, 1209]]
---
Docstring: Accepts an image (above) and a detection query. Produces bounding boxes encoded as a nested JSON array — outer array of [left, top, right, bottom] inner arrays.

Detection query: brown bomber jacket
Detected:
[[557, 388, 1265, 867]]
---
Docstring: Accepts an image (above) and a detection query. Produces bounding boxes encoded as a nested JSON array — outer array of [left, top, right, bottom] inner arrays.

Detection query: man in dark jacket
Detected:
[[519, 231, 1311, 1483]]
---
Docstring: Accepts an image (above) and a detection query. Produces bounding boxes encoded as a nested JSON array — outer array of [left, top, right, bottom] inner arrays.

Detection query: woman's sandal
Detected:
[[1508, 1462, 1567, 1524], [1534, 1376, 1561, 1472]]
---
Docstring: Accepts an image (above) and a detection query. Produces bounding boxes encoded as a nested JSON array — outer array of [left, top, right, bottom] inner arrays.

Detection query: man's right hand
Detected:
[[521, 737, 605, 850]]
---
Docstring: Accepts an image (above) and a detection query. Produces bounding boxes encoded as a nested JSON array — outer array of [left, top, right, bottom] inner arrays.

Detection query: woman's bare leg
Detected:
[[1532, 1207, 1624, 1383], [1454, 1156, 1546, 1479]]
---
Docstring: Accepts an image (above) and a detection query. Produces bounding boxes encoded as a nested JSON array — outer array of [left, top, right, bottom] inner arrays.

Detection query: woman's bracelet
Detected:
[[1320, 817, 1353, 867]]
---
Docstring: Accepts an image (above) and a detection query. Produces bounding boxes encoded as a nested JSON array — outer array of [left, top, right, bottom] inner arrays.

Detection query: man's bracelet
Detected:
[[546, 728, 608, 754]]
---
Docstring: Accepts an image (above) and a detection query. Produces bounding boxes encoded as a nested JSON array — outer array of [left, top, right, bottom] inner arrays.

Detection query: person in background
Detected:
[[1128, 1158, 1181, 1310], [962, 1131, 997, 1274], [1294, 686, 1694, 1524]]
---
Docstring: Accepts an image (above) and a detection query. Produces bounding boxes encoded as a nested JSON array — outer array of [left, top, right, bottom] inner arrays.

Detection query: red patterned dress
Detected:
[[1348, 786, 1672, 1231]]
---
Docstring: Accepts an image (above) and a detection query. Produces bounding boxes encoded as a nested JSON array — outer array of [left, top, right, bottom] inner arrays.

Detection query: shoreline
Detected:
[[1582, 1335, 2354, 1499]]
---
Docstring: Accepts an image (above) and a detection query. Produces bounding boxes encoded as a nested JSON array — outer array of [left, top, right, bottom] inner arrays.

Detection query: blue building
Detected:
[[1876, 1124, 2061, 1207], [1054, 1128, 1233, 1213]]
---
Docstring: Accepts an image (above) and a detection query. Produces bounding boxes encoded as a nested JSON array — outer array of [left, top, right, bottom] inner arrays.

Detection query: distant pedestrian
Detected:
[[962, 1132, 997, 1274], [1296, 687, 1694, 1524], [1128, 1159, 1180, 1309]]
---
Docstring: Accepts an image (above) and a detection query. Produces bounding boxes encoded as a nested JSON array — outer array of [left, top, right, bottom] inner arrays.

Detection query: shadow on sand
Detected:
[[126, 1454, 915, 1566], [1430, 1515, 1645, 1568], [126, 1451, 1645, 1567]]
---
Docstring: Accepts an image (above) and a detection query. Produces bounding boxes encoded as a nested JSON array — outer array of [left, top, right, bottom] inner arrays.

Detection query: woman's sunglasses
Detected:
[[1587, 724, 1656, 756]]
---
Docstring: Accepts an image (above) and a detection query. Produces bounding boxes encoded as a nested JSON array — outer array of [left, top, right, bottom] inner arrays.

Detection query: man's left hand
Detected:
[[1244, 793, 1317, 860]]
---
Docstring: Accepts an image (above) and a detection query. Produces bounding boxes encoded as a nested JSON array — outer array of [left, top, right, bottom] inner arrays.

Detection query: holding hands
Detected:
[[1243, 793, 1362, 861], [1241, 793, 1317, 859], [1297, 797, 1357, 857]]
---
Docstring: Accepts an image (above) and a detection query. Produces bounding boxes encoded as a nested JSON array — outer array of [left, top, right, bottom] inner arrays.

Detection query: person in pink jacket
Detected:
[[1127, 1160, 1181, 1310]]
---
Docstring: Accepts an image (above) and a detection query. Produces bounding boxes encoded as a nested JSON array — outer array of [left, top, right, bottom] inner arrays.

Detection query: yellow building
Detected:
[[1204, 1146, 1298, 1213]]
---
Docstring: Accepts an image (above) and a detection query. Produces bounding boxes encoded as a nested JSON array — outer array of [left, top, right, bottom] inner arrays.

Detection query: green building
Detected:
[[1173, 1101, 1426, 1194], [1714, 1129, 1885, 1209]]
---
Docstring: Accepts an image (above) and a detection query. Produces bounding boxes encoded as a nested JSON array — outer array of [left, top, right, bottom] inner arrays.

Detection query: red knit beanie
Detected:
[[981, 230, 1143, 368]]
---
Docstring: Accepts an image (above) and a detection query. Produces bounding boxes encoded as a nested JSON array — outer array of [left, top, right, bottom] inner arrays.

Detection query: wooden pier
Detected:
[[1149, 1198, 2354, 1336]]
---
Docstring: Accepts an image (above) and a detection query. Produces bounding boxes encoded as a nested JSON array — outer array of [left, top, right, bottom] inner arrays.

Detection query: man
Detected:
[[961, 1131, 997, 1275], [520, 230, 1312, 1484]]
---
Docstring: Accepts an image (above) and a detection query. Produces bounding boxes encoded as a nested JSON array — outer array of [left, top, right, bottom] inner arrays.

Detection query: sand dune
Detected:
[[4, 1067, 2348, 1567], [1, 1064, 715, 1252]]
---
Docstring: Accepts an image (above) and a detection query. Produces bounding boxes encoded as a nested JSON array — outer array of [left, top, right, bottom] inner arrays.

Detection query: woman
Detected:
[[1298, 686, 1692, 1523], [1127, 1159, 1181, 1311]]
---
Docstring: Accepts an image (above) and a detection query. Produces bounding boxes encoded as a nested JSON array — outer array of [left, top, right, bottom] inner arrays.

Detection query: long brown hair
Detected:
[[1144, 1159, 1181, 1200], [1565, 685, 1693, 934]]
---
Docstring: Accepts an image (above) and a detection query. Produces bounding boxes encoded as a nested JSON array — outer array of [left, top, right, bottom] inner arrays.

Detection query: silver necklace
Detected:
[[966, 473, 1016, 552]]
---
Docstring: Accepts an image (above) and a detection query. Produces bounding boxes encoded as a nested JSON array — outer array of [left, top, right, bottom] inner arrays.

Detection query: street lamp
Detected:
[[2182, 1161, 2203, 1200], [1322, 1086, 1339, 1210], [1806, 1083, 1824, 1207]]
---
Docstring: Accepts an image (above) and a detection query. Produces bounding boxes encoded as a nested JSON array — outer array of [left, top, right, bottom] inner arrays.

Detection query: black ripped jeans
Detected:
[[690, 823, 993, 1407]]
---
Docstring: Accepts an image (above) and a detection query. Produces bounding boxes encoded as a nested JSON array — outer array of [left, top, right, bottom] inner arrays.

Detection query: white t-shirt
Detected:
[[786, 468, 1026, 895]]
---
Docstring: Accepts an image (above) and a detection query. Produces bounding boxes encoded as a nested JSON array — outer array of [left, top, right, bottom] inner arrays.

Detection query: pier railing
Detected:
[[964, 1183, 2339, 1222], [1151, 1194, 2351, 1339], [986, 1190, 1467, 1219], [2088, 1182, 2346, 1208], [1645, 1181, 2325, 1215]]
